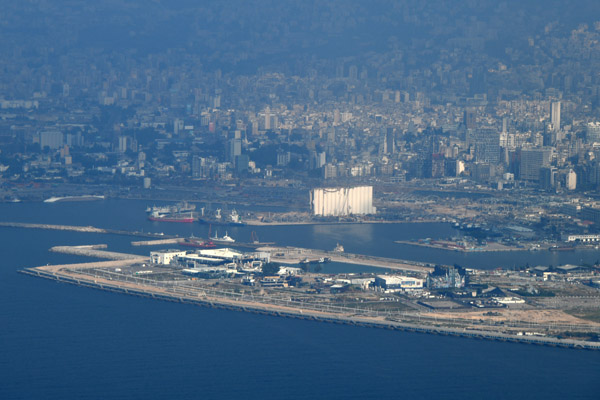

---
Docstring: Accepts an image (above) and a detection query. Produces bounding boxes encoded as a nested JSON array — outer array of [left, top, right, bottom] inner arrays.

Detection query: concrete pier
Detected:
[[50, 245, 147, 260], [0, 221, 174, 239], [131, 238, 183, 246], [0, 221, 107, 233]]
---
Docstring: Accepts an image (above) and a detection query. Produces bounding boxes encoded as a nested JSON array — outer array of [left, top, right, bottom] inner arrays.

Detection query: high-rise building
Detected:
[[309, 151, 326, 169], [333, 109, 341, 125], [551, 101, 561, 131], [380, 127, 395, 155], [587, 122, 600, 143], [228, 138, 242, 164], [276, 149, 290, 166], [323, 164, 337, 179], [566, 169, 577, 190], [66, 132, 83, 147], [385, 128, 395, 155], [174, 118, 184, 135], [264, 107, 271, 130], [40, 131, 64, 150], [464, 109, 475, 130], [474, 128, 500, 164], [192, 156, 203, 178], [520, 148, 553, 182], [235, 154, 250, 173], [540, 167, 557, 190], [348, 65, 358, 80], [118, 136, 129, 153]]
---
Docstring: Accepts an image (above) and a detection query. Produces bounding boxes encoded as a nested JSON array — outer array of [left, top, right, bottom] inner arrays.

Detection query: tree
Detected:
[[261, 262, 280, 276]]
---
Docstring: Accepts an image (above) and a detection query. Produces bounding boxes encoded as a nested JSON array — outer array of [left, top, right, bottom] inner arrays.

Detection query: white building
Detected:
[[551, 101, 561, 132], [566, 169, 577, 190], [374, 275, 424, 292], [150, 250, 187, 265], [565, 234, 600, 242], [587, 122, 600, 143], [311, 186, 376, 216]]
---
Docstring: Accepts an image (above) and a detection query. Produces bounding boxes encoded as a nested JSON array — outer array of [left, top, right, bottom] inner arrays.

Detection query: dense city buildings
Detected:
[[3, 4, 600, 400], [0, 2, 600, 225]]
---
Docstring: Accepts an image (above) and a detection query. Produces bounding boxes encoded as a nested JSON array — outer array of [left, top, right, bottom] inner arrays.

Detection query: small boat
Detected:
[[548, 245, 575, 252], [333, 243, 344, 252]]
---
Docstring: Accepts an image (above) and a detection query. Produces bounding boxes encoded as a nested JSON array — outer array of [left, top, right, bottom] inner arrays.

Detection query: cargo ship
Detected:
[[146, 201, 196, 215], [179, 236, 217, 248], [198, 208, 245, 226], [148, 210, 196, 223]]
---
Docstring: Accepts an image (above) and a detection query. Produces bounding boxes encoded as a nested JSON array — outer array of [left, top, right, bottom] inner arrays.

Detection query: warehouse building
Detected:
[[373, 275, 424, 292]]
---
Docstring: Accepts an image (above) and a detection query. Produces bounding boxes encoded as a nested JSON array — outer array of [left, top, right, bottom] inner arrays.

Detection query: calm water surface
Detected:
[[1, 199, 599, 399]]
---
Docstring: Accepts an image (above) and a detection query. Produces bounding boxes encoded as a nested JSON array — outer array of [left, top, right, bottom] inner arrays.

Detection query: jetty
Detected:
[[50, 245, 146, 260], [0, 221, 174, 238]]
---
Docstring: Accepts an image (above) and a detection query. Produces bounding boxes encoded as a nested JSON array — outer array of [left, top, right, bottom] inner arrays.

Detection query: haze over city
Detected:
[[1, 2, 600, 399]]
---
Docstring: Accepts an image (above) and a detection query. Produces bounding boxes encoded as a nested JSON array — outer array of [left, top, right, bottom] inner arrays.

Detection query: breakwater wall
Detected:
[[0, 222, 173, 238], [20, 267, 600, 351]]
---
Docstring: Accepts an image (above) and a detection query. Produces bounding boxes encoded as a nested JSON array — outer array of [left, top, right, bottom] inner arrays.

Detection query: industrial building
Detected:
[[565, 234, 600, 242], [427, 266, 466, 289], [150, 249, 187, 265], [311, 186, 376, 216], [373, 275, 424, 292]]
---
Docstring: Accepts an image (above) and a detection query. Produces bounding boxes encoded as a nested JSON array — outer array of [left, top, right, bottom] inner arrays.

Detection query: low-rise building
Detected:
[[374, 275, 424, 292], [150, 249, 187, 265]]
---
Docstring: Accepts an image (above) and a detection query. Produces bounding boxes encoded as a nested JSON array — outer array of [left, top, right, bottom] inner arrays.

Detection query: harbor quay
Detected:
[[258, 245, 432, 273], [20, 244, 600, 350]]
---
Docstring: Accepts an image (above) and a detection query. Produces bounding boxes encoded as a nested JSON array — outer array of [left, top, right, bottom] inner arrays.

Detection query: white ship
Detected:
[[211, 230, 235, 243]]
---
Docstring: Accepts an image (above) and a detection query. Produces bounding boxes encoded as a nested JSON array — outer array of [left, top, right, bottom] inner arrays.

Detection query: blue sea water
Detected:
[[1, 199, 599, 399]]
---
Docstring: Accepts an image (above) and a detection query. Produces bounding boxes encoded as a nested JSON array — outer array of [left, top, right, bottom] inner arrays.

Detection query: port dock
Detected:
[[20, 262, 600, 351], [258, 246, 433, 273], [16, 243, 599, 351]]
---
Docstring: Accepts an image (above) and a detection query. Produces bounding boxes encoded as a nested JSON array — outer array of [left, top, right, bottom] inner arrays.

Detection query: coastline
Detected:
[[20, 265, 600, 351], [244, 219, 439, 226]]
